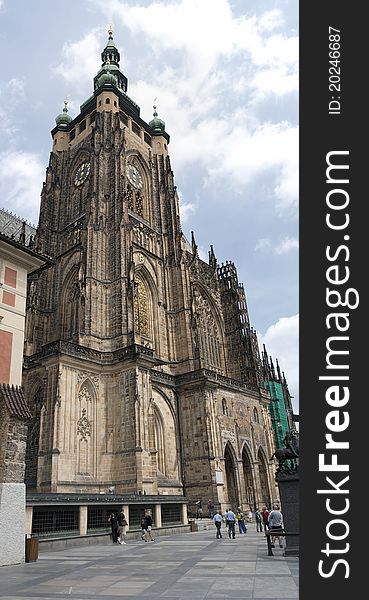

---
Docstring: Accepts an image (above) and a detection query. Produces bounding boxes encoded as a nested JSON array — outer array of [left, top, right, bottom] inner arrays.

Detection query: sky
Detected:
[[0, 0, 299, 411]]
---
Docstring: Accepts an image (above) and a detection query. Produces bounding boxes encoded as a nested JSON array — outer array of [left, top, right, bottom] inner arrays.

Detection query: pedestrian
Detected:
[[226, 508, 236, 539], [195, 499, 203, 519], [213, 510, 223, 539], [108, 512, 119, 544], [224, 508, 229, 527], [140, 516, 147, 541], [236, 508, 247, 534], [207, 499, 214, 519], [268, 503, 284, 548], [145, 512, 155, 541], [247, 509, 253, 522], [117, 509, 128, 544], [261, 507, 270, 531], [255, 508, 263, 532]]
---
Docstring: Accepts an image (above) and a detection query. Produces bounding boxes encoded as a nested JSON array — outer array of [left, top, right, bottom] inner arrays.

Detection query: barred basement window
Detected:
[[32, 506, 79, 537], [132, 122, 141, 136], [161, 504, 181, 525], [87, 505, 122, 532], [128, 505, 155, 527]]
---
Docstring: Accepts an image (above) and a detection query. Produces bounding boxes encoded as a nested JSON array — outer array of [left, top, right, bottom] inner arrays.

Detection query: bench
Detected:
[[265, 530, 299, 556]]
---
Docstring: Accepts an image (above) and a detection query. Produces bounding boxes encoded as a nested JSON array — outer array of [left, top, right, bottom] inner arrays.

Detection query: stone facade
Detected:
[[23, 31, 279, 513], [0, 385, 32, 566]]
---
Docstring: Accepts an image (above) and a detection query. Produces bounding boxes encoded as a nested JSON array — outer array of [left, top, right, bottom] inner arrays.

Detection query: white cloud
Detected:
[[179, 200, 197, 224], [53, 28, 103, 91], [0, 151, 44, 224], [0, 77, 26, 137], [255, 236, 298, 255], [255, 238, 271, 252], [259, 313, 299, 411], [101, 0, 298, 92], [274, 236, 299, 254], [6, 78, 25, 95], [250, 66, 298, 98]]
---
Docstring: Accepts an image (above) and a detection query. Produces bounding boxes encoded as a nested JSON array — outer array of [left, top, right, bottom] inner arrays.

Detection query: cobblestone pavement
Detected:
[[0, 526, 299, 599]]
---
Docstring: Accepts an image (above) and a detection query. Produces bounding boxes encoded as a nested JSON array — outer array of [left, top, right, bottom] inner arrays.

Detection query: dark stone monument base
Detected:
[[276, 470, 299, 556]]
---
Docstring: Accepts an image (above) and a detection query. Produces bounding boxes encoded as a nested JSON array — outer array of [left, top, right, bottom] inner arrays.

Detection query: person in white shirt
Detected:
[[213, 511, 223, 539], [226, 508, 236, 539]]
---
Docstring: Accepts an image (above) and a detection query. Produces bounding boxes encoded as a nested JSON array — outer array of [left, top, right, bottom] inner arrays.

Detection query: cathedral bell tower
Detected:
[[23, 28, 188, 494]]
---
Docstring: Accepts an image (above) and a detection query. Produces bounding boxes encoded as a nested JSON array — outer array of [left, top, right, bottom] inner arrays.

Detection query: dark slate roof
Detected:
[[0, 383, 32, 419], [0, 208, 37, 246]]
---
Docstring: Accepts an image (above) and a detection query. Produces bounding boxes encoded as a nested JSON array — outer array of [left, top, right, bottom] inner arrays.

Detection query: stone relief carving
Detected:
[[77, 371, 100, 386], [77, 408, 91, 442]]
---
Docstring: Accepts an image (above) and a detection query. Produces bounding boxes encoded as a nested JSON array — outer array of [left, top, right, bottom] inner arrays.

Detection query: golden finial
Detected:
[[108, 23, 114, 38]]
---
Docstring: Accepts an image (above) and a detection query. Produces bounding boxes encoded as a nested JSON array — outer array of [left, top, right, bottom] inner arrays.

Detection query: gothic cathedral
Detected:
[[23, 29, 278, 511]]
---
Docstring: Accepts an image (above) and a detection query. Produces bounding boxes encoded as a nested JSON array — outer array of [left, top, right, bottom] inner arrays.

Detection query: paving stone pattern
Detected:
[[0, 526, 299, 599]]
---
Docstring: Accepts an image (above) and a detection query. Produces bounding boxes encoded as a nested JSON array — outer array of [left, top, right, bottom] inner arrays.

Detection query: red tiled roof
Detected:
[[0, 383, 32, 419]]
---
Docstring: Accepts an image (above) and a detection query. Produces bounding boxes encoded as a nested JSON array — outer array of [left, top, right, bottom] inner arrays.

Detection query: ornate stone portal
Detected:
[[22, 29, 281, 512]]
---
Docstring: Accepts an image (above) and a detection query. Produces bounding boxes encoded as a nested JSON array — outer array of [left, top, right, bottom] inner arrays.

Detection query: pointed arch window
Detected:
[[193, 288, 224, 372], [133, 274, 150, 337], [127, 185, 144, 218], [126, 162, 145, 218], [61, 269, 80, 340], [257, 449, 271, 508], [154, 407, 165, 474]]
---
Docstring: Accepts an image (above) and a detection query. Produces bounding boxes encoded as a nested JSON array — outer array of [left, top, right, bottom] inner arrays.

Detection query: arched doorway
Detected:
[[242, 445, 256, 511], [257, 449, 271, 508], [224, 442, 238, 509]]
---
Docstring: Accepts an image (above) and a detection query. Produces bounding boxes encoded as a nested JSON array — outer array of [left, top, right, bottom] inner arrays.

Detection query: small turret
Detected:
[[55, 100, 72, 129], [149, 102, 166, 134]]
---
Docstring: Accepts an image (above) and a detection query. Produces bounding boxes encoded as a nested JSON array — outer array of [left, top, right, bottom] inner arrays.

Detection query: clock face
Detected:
[[74, 161, 90, 187], [127, 164, 143, 189]]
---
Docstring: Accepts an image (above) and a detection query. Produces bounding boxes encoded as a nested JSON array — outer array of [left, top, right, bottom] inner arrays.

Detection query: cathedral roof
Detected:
[[0, 383, 32, 419], [0, 207, 36, 245]]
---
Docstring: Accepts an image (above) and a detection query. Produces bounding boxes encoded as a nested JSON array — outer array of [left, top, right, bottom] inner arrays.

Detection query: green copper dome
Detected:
[[97, 63, 118, 87], [55, 101, 72, 127], [149, 104, 165, 133]]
